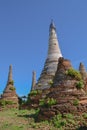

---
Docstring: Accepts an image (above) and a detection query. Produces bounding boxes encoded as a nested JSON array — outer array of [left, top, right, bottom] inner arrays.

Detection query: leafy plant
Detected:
[[73, 99, 79, 106], [66, 68, 82, 80], [8, 80, 14, 85], [64, 113, 74, 119], [39, 98, 57, 107], [83, 113, 87, 119], [46, 98, 57, 107], [34, 108, 40, 120], [48, 80, 53, 85], [9, 86, 16, 91], [0, 100, 14, 106], [39, 99, 45, 106], [38, 83, 42, 87], [29, 90, 42, 96], [29, 90, 38, 96], [37, 90, 42, 94], [5, 100, 14, 105], [76, 80, 84, 89], [52, 114, 66, 128], [0, 100, 5, 106]]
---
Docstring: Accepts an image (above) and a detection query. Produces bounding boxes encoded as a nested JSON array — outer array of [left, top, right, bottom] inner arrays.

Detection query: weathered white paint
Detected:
[[35, 21, 62, 90]]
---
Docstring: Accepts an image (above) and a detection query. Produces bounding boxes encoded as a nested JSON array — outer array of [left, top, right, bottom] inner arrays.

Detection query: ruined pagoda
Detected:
[[1, 65, 19, 108], [35, 21, 62, 90], [38, 58, 87, 120]]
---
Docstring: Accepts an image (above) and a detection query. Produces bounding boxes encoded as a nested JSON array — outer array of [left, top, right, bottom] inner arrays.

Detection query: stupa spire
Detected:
[[79, 62, 87, 79], [1, 65, 19, 108], [7, 64, 13, 83], [49, 19, 56, 30], [35, 21, 62, 90], [31, 71, 36, 90], [48, 20, 62, 63]]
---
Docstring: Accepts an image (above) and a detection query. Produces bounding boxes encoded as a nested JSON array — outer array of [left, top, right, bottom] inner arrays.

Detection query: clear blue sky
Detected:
[[0, 0, 87, 96]]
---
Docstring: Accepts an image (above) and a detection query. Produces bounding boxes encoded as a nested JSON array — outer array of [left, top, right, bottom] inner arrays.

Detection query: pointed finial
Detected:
[[50, 19, 56, 30], [51, 19, 53, 24], [7, 64, 13, 83]]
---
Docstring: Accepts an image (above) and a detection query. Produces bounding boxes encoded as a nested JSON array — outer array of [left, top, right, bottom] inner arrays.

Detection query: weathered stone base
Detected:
[[38, 101, 87, 121]]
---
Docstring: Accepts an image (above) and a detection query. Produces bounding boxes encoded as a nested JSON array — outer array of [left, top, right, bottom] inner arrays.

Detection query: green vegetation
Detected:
[[51, 114, 67, 128], [9, 86, 16, 91], [29, 90, 37, 96], [47, 98, 57, 107], [39, 98, 45, 106], [0, 100, 14, 106], [39, 98, 57, 107], [66, 68, 82, 80], [64, 113, 74, 119], [0, 109, 52, 130], [29, 90, 42, 96], [76, 80, 84, 89], [8, 80, 14, 85], [38, 83, 42, 87], [82, 113, 87, 119], [0, 109, 87, 130], [73, 99, 79, 106], [48, 80, 53, 85], [51, 113, 87, 129]]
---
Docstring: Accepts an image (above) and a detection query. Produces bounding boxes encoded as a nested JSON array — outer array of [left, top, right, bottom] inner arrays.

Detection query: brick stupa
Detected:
[[79, 62, 87, 80], [31, 71, 36, 90], [1, 65, 19, 108], [38, 58, 87, 120], [35, 21, 62, 90]]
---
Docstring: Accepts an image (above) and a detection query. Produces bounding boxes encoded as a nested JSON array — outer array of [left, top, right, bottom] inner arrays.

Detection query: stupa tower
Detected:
[[7, 64, 13, 84], [1, 65, 19, 108], [31, 71, 36, 90], [35, 21, 62, 90], [79, 62, 87, 80]]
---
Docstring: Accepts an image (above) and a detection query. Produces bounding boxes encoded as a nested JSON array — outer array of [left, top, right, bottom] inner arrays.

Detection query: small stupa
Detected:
[[1, 65, 19, 108], [35, 21, 62, 90], [31, 71, 36, 90], [79, 62, 87, 80]]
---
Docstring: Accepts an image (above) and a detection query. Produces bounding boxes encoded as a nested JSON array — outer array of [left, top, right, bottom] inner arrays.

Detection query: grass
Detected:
[[0, 109, 87, 130], [0, 109, 54, 130], [0, 109, 29, 130]]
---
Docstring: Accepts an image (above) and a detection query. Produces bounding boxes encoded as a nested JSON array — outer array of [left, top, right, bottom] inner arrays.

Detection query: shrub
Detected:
[[66, 68, 82, 80], [83, 113, 87, 119], [76, 80, 84, 89], [8, 80, 14, 85], [5, 100, 14, 105], [73, 99, 79, 106], [29, 90, 38, 96], [39, 98, 57, 107], [0, 100, 14, 106], [52, 114, 67, 128], [67, 119, 75, 125], [9, 87, 16, 91], [37, 90, 42, 94], [64, 113, 74, 119], [29, 90, 42, 96], [34, 108, 40, 119], [48, 80, 53, 85], [26, 96, 31, 104], [39, 99, 45, 106], [46, 98, 57, 107], [0, 100, 5, 106]]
